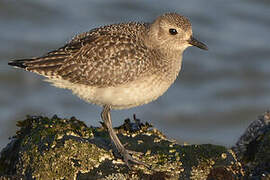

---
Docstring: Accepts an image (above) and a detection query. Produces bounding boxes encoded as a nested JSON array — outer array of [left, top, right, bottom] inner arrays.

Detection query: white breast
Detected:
[[47, 74, 172, 109]]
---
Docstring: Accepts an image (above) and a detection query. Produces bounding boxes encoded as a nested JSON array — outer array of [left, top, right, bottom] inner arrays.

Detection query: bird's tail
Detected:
[[8, 50, 68, 77], [8, 58, 34, 69]]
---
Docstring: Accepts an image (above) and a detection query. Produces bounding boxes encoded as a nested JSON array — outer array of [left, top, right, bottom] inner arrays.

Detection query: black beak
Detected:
[[188, 36, 208, 50]]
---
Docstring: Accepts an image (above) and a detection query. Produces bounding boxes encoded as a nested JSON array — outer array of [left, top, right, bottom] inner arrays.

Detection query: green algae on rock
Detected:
[[1, 115, 243, 179]]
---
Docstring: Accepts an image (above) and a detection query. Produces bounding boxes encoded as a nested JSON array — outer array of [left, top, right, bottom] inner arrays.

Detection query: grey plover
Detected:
[[8, 12, 208, 167]]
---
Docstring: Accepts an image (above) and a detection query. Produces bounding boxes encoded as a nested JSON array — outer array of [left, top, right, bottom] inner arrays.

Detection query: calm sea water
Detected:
[[1, 0, 270, 149]]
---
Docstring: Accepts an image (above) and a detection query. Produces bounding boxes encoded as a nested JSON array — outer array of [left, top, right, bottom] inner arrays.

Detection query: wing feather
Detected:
[[9, 23, 153, 86], [58, 32, 153, 87]]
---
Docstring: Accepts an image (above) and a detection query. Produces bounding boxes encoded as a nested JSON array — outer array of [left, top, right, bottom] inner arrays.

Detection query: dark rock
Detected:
[[233, 111, 270, 179], [2, 113, 264, 179]]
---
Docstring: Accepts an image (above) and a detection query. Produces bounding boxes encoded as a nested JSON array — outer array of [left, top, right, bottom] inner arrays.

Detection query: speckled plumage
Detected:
[[22, 22, 154, 87], [8, 13, 205, 109], [9, 12, 207, 167]]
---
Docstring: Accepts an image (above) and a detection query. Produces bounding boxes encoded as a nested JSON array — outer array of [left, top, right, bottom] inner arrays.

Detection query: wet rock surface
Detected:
[[0, 112, 269, 179]]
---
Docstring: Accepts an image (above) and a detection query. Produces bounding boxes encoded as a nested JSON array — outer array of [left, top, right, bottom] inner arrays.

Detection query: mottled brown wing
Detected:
[[8, 37, 82, 77], [9, 23, 153, 87], [57, 32, 153, 87]]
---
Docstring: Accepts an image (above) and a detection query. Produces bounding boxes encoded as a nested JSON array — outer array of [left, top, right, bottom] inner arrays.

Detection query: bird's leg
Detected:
[[101, 105, 145, 168]]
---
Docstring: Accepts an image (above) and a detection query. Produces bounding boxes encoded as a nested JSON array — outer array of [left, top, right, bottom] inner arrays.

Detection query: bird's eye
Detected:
[[169, 28, 178, 35]]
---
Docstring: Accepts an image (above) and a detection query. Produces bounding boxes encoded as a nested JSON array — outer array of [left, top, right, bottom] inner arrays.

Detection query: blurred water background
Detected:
[[1, 0, 270, 149]]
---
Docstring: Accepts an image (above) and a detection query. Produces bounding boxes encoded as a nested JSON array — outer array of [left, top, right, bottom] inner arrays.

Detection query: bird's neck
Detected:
[[165, 53, 183, 83], [141, 28, 184, 82], [154, 49, 184, 83]]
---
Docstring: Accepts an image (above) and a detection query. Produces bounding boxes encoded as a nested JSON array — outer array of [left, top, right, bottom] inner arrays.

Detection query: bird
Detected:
[[8, 12, 208, 168]]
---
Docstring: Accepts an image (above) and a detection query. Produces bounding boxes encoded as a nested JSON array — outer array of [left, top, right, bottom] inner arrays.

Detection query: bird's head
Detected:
[[147, 13, 208, 53]]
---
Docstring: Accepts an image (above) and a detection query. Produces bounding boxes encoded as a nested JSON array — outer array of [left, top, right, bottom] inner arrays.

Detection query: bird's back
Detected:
[[8, 22, 155, 88]]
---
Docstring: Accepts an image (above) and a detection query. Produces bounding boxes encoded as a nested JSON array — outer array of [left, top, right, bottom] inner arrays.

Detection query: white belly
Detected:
[[46, 75, 172, 109]]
